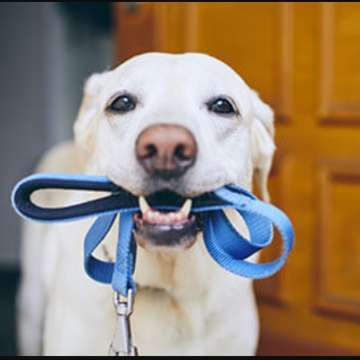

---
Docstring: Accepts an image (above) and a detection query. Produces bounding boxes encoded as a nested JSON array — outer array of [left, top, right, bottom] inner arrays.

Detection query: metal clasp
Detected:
[[109, 289, 138, 356]]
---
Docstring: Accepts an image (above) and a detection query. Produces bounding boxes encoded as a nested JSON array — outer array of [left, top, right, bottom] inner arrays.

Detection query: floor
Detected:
[[0, 268, 19, 356]]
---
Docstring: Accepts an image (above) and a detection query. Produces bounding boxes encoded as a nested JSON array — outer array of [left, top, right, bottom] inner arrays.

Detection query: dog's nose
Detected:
[[135, 124, 197, 180]]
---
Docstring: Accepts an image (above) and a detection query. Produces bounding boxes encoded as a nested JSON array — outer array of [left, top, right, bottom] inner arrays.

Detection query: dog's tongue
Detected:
[[139, 196, 192, 225]]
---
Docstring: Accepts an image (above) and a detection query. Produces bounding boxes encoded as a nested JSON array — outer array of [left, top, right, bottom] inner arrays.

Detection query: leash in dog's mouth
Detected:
[[133, 192, 200, 249], [11, 173, 295, 356]]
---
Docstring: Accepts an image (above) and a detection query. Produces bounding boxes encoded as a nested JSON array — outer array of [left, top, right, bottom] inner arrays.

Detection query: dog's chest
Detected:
[[130, 286, 208, 355]]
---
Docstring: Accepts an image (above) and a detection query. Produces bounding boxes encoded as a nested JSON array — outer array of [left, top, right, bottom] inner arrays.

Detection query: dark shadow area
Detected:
[[0, 268, 20, 356], [0, 2, 112, 355]]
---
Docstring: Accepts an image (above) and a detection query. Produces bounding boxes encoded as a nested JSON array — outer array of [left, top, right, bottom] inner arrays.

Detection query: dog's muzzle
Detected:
[[134, 124, 199, 248]]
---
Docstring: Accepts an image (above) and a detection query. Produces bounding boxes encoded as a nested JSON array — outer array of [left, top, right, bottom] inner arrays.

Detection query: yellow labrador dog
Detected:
[[17, 52, 275, 356]]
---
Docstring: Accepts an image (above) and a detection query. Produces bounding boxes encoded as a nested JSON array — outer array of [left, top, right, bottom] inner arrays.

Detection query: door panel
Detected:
[[316, 162, 360, 321], [320, 3, 360, 122], [114, 2, 360, 355]]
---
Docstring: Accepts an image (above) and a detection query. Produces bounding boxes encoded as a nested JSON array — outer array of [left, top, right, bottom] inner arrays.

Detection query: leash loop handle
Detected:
[[11, 173, 295, 294], [11, 173, 138, 222]]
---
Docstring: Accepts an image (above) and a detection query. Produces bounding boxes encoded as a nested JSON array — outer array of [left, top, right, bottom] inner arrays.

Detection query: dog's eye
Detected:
[[107, 94, 136, 113], [207, 97, 236, 115]]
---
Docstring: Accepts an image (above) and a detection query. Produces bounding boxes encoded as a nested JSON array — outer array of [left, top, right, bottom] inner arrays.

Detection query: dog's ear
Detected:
[[250, 90, 276, 202], [73, 72, 107, 154]]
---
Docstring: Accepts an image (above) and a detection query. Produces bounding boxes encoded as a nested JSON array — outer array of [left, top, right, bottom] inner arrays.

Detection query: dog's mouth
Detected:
[[133, 192, 200, 251]]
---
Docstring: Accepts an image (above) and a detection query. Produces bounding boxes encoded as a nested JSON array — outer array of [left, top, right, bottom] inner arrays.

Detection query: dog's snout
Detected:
[[136, 124, 197, 180]]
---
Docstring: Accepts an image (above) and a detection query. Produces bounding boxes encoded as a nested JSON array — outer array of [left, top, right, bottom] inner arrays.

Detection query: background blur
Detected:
[[1, 2, 360, 355], [0, 2, 113, 354]]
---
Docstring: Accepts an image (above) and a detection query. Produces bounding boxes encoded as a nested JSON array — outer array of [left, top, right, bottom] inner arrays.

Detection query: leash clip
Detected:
[[109, 289, 138, 356]]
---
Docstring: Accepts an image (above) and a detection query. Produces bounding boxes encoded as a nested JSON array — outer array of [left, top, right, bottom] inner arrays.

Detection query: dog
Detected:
[[17, 52, 275, 355]]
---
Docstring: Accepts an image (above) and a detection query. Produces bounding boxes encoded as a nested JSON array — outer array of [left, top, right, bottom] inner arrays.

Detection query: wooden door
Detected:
[[114, 2, 360, 355]]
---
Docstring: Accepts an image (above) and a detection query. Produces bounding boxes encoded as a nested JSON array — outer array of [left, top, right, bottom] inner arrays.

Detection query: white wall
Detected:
[[0, 3, 112, 266]]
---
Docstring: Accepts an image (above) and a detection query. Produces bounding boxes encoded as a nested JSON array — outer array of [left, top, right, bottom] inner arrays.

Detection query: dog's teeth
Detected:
[[168, 212, 177, 222], [161, 214, 172, 225], [153, 212, 162, 223], [179, 199, 192, 217], [138, 197, 192, 225], [139, 196, 150, 214], [174, 213, 184, 222], [147, 211, 156, 223]]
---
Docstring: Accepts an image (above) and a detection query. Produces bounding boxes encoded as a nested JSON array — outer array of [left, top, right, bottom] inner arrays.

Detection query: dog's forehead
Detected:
[[97, 53, 253, 117], [110, 53, 247, 93]]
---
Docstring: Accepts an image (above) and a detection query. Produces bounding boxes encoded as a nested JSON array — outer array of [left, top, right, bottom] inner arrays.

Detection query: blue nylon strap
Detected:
[[84, 214, 117, 284], [203, 186, 294, 279], [84, 213, 137, 292], [112, 212, 137, 293], [11, 173, 295, 296]]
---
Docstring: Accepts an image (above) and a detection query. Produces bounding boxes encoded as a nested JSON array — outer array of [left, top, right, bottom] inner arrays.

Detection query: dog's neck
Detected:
[[134, 237, 211, 298]]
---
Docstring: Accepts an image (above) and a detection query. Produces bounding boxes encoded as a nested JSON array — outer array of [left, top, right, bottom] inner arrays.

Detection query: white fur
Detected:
[[17, 52, 275, 355]]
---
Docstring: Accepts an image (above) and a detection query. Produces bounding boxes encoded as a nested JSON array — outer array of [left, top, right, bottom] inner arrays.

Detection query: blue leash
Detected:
[[11, 173, 295, 297]]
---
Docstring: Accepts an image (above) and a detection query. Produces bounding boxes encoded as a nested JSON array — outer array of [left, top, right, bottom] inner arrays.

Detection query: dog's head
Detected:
[[74, 52, 275, 251]]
